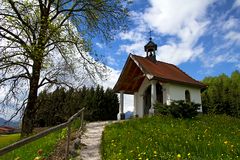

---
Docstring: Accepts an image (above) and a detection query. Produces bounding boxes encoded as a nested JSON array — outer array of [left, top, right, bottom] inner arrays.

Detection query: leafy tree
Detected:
[[0, 0, 128, 136], [202, 71, 240, 117]]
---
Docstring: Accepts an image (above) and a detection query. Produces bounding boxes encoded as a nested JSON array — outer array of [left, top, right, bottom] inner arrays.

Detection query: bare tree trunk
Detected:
[[21, 61, 41, 137]]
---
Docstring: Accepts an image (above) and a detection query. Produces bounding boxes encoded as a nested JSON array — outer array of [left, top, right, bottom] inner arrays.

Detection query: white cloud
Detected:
[[158, 43, 203, 65], [143, 0, 212, 35], [201, 53, 240, 68], [96, 42, 103, 48], [118, 30, 145, 42], [233, 0, 240, 8], [118, 0, 215, 65], [144, 0, 214, 64], [236, 64, 240, 69], [119, 41, 146, 55], [106, 56, 116, 66], [224, 31, 240, 44], [222, 17, 239, 30]]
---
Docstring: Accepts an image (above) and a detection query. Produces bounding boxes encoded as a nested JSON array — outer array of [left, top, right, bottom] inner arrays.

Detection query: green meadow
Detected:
[[0, 134, 20, 149], [102, 115, 240, 160], [0, 130, 64, 160], [0, 119, 82, 160]]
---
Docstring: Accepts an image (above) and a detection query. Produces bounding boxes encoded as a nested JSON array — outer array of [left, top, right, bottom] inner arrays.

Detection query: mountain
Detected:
[[125, 111, 133, 119], [0, 117, 20, 128]]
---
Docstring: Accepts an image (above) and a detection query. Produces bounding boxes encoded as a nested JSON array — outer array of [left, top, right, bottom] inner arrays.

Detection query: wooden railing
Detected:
[[0, 107, 85, 159]]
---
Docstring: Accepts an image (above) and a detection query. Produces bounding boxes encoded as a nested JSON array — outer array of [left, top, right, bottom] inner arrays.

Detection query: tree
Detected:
[[0, 0, 128, 136], [202, 71, 240, 117], [33, 86, 119, 126]]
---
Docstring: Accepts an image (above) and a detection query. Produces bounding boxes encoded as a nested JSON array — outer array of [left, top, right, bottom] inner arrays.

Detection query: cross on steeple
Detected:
[[149, 30, 152, 41]]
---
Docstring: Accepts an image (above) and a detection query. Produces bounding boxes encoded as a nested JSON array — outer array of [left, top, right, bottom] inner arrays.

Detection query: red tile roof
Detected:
[[114, 54, 205, 93], [132, 55, 205, 88]]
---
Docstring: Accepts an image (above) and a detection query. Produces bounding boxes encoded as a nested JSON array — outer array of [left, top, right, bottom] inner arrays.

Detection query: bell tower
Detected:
[[144, 33, 157, 62]]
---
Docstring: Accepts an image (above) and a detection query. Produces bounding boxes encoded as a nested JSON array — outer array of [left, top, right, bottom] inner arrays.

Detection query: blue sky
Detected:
[[95, 0, 240, 83], [2, 0, 240, 119], [95, 0, 240, 112]]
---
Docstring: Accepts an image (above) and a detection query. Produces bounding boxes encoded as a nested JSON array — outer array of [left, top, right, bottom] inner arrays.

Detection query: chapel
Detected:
[[113, 37, 206, 120]]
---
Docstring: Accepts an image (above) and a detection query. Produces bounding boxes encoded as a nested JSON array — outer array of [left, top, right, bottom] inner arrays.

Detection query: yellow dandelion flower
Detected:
[[34, 157, 41, 160], [188, 153, 191, 157], [177, 154, 181, 158], [224, 141, 228, 144], [154, 151, 157, 154]]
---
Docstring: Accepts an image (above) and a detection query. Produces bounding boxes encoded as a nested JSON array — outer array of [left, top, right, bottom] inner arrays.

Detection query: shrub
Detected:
[[154, 100, 200, 118], [154, 102, 169, 115]]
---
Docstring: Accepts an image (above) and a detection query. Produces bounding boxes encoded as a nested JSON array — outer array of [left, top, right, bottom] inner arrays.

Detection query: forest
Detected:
[[34, 85, 119, 127], [201, 70, 240, 117], [33, 70, 240, 127]]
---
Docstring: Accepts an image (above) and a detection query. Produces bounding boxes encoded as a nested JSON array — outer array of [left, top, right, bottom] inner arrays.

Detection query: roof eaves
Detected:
[[130, 54, 154, 80], [113, 55, 132, 92], [154, 76, 206, 88]]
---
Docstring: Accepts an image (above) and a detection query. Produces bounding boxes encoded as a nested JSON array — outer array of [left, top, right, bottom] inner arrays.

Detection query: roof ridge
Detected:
[[168, 63, 203, 84], [132, 54, 204, 85]]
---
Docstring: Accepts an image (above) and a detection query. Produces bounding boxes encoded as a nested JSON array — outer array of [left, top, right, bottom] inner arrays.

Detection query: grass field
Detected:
[[0, 119, 82, 160], [102, 115, 240, 160], [0, 134, 20, 149], [0, 129, 66, 160]]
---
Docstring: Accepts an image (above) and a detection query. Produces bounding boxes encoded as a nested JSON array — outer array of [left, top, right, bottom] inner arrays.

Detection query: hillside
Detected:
[[102, 115, 240, 160], [0, 117, 19, 128]]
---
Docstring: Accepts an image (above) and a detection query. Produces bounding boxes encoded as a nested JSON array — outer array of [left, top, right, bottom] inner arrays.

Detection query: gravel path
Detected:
[[78, 121, 110, 160]]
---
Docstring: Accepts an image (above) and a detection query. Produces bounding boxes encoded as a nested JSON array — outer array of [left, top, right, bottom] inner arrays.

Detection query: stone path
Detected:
[[77, 121, 110, 160]]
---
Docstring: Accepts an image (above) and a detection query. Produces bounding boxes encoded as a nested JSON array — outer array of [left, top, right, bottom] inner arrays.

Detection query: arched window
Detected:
[[185, 90, 191, 103]]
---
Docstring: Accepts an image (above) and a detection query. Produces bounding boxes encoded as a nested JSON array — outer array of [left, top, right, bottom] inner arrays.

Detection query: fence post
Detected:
[[65, 124, 71, 159], [81, 110, 84, 129]]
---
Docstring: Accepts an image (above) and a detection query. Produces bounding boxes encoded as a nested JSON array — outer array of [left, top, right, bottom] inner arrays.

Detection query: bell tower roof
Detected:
[[144, 32, 157, 62], [144, 37, 157, 52]]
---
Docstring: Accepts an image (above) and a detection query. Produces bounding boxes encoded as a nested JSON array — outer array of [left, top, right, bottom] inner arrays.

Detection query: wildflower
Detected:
[[224, 141, 228, 144], [154, 151, 157, 154], [177, 154, 181, 158], [37, 149, 43, 155], [188, 153, 191, 157], [34, 157, 41, 160]]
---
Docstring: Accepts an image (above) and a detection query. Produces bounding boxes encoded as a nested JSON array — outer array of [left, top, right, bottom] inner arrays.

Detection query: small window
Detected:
[[185, 90, 191, 103]]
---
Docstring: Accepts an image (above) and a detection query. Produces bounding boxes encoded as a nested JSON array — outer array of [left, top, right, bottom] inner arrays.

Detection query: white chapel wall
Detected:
[[168, 83, 202, 112], [134, 79, 203, 117]]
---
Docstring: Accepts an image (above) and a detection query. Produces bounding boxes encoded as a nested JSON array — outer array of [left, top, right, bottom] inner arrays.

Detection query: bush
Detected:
[[154, 100, 200, 118]]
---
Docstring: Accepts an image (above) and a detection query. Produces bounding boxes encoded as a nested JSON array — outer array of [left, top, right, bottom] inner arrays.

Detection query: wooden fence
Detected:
[[0, 107, 85, 159]]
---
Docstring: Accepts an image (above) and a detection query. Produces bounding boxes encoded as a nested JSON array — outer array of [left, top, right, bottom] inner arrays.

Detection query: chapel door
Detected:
[[156, 83, 163, 104], [143, 85, 151, 115]]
